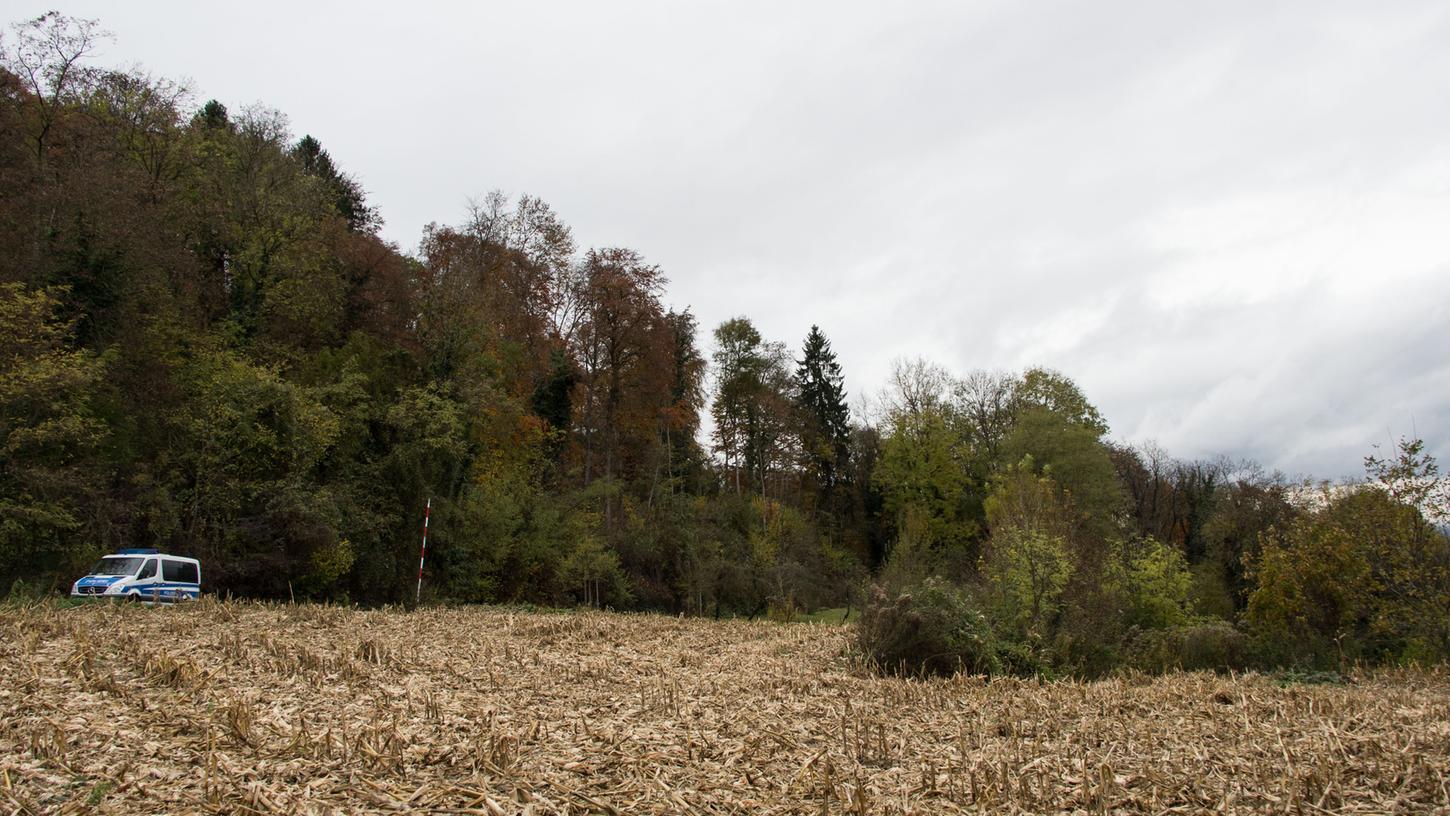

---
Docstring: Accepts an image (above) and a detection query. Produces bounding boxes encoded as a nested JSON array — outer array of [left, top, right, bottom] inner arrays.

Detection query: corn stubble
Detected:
[[1, 600, 1446, 814]]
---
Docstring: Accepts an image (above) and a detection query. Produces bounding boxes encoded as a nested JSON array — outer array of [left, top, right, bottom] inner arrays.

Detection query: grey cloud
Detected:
[[46, 0, 1450, 477]]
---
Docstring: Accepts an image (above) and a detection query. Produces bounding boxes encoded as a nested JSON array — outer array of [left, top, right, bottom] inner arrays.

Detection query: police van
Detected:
[[70, 549, 202, 602]]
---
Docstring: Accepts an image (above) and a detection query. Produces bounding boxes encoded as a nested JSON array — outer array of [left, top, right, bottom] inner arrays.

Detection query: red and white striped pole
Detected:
[[415, 497, 431, 606]]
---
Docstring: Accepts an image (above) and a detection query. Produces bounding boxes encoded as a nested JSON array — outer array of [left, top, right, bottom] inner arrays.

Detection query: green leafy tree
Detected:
[[1246, 453, 1450, 666], [950, 368, 1017, 514], [980, 459, 1074, 640], [1010, 366, 1108, 437], [1245, 506, 1372, 666], [710, 318, 795, 497], [558, 534, 631, 607], [875, 403, 974, 570], [174, 349, 341, 593], [1359, 438, 1450, 658], [1365, 436, 1449, 528], [677, 525, 724, 616], [1197, 468, 1297, 613], [997, 407, 1124, 547], [1117, 536, 1193, 629], [0, 284, 106, 587]]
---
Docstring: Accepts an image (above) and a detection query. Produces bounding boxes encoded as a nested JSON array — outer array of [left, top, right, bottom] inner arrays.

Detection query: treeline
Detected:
[[855, 361, 1449, 674], [3, 14, 1447, 674], [0, 13, 858, 614]]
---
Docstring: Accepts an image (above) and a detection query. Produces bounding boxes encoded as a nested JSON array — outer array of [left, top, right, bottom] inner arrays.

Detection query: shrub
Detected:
[[980, 459, 1074, 640], [1123, 621, 1252, 673], [877, 505, 936, 593], [557, 536, 632, 608], [1244, 513, 1369, 667], [856, 578, 1003, 677], [1119, 537, 1192, 630], [1188, 561, 1236, 620], [1271, 668, 1349, 686], [1245, 483, 1450, 667]]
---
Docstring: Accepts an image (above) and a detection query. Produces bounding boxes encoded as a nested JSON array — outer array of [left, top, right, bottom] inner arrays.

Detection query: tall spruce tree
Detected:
[[794, 325, 851, 513], [292, 135, 380, 232]]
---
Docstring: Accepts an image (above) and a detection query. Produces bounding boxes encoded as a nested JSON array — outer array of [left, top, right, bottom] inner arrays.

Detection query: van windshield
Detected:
[[89, 557, 144, 576]]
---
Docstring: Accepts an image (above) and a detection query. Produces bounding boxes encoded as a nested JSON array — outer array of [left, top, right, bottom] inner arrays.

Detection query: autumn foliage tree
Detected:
[[1247, 439, 1450, 666]]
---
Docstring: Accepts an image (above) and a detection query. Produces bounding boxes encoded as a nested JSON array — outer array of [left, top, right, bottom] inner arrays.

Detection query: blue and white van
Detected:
[[71, 549, 202, 602]]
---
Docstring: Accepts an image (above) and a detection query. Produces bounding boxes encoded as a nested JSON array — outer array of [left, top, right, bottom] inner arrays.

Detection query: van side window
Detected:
[[137, 559, 157, 580], [170, 561, 198, 583]]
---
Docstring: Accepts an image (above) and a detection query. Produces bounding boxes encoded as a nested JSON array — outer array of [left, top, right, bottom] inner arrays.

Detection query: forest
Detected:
[[3, 13, 1447, 676]]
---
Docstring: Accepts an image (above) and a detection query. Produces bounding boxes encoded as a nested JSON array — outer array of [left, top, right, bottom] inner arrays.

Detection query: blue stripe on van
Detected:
[[125, 583, 201, 597]]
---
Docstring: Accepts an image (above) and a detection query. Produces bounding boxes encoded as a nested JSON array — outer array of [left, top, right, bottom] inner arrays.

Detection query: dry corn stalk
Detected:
[[0, 601, 1445, 814]]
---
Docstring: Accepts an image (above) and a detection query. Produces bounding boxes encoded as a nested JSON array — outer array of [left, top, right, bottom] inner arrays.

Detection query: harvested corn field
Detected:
[[1, 601, 1447, 814]]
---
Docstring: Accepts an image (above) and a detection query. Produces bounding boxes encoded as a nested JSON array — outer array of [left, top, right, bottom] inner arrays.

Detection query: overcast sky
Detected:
[[33, 0, 1450, 479]]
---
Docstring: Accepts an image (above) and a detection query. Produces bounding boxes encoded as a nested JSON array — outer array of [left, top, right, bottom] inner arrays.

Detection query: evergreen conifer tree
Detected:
[[794, 325, 851, 513]]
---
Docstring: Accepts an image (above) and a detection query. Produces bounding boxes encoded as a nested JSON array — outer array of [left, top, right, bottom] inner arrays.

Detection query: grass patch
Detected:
[[85, 779, 114, 806], [1271, 668, 1351, 686], [796, 607, 852, 624]]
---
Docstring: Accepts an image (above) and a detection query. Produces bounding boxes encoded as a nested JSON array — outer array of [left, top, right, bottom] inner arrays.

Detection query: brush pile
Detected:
[[1, 600, 1446, 813]]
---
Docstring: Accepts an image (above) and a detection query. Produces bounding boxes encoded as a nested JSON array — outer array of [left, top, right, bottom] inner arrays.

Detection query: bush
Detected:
[[1188, 561, 1236, 620], [856, 578, 1004, 677], [1245, 484, 1450, 667], [1119, 537, 1192, 630], [557, 536, 631, 608], [1123, 621, 1252, 673]]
